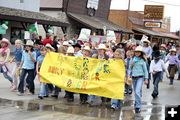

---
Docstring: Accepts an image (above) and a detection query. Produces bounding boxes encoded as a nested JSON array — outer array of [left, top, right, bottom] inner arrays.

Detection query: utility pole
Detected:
[[126, 0, 131, 29]]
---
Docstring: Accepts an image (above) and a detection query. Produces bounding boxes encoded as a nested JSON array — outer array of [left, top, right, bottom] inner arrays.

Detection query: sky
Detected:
[[110, 0, 180, 32]]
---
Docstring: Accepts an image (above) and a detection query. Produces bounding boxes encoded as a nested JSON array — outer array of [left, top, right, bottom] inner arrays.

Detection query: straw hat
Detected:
[[160, 44, 166, 49], [25, 40, 34, 47], [83, 46, 91, 52], [134, 46, 144, 53], [67, 46, 74, 54], [1, 38, 11, 46], [143, 39, 150, 44], [97, 44, 107, 50], [63, 41, 69, 46], [45, 44, 55, 51], [169, 48, 176, 52]]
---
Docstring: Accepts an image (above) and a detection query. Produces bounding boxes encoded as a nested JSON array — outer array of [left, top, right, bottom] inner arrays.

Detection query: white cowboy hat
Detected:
[[1, 38, 11, 46], [97, 44, 107, 50], [169, 48, 176, 52], [143, 39, 151, 44], [67, 46, 74, 54], [25, 40, 34, 47], [63, 41, 69, 46], [134, 46, 144, 53], [68, 40, 74, 45], [82, 46, 91, 52], [160, 44, 166, 49], [45, 44, 55, 51]]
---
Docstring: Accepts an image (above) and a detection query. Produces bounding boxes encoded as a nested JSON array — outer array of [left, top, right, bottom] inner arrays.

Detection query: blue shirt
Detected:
[[21, 50, 36, 69], [14, 47, 23, 63], [37, 55, 45, 68], [35, 49, 41, 59], [130, 57, 148, 79]]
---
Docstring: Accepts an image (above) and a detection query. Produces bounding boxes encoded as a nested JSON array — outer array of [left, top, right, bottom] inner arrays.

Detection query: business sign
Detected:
[[144, 21, 162, 28], [144, 5, 164, 20]]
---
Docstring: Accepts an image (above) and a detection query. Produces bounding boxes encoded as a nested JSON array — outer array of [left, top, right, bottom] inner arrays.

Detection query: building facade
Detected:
[[108, 10, 178, 43], [0, 0, 40, 12]]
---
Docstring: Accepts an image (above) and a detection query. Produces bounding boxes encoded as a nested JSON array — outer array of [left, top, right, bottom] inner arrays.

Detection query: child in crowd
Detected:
[[130, 46, 148, 113], [150, 51, 169, 99], [166, 48, 178, 85], [18, 40, 36, 96], [10, 39, 23, 91], [124, 50, 133, 95], [0, 38, 13, 87], [37, 47, 48, 99], [111, 48, 124, 110]]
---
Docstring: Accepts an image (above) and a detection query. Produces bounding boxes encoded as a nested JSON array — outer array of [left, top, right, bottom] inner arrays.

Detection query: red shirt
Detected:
[[42, 37, 53, 46]]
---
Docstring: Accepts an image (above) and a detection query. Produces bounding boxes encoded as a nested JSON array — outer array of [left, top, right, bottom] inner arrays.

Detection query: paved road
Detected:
[[0, 74, 180, 120]]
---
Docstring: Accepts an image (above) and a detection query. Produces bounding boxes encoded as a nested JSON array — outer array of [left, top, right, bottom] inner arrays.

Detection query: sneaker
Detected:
[[38, 96, 43, 99], [111, 104, 117, 111], [151, 94, 157, 99], [44, 95, 49, 98], [10, 86, 17, 92], [67, 98, 74, 102], [17, 92, 24, 96], [135, 108, 141, 113], [51, 95, 58, 99]]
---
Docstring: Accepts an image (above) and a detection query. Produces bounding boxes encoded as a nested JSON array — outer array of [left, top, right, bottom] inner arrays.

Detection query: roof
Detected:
[[0, 6, 69, 27], [40, 0, 63, 8], [67, 12, 133, 33], [128, 17, 144, 26], [161, 33, 179, 40], [133, 27, 164, 37], [133, 27, 179, 40]]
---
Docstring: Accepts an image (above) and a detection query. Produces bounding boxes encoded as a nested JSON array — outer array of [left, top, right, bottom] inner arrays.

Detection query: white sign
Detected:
[[144, 21, 161, 28], [87, 0, 99, 10], [141, 34, 148, 42], [24, 31, 30, 39], [106, 30, 116, 42], [78, 28, 91, 41]]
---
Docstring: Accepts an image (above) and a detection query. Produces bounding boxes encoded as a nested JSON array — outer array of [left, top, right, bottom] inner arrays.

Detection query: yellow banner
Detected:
[[40, 52, 125, 99]]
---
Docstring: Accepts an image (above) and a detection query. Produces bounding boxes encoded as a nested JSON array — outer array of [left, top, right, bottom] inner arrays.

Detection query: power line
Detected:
[[143, 0, 180, 7]]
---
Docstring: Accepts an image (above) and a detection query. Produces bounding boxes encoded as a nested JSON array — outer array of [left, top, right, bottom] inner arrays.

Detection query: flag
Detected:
[[28, 22, 39, 35]]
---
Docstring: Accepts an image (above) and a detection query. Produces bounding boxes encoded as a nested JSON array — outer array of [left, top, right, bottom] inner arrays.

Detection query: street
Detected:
[[0, 74, 180, 120]]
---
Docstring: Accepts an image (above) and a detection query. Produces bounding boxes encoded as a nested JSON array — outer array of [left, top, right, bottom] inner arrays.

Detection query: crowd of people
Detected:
[[0, 33, 180, 114]]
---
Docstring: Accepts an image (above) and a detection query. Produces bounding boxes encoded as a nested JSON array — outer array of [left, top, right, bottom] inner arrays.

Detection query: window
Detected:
[[20, 0, 24, 3]]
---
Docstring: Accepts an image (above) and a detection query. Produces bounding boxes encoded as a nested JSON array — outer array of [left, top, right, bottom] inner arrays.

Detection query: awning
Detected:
[[67, 12, 133, 33], [0, 6, 69, 27], [133, 27, 179, 40], [133, 27, 163, 37]]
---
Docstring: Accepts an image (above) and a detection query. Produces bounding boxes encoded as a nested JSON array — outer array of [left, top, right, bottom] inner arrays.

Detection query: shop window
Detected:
[[10, 27, 24, 44]]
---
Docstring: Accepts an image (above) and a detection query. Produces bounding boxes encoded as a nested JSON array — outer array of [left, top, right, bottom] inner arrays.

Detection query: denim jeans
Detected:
[[39, 83, 48, 96], [152, 72, 161, 96], [132, 77, 144, 109], [3, 72, 13, 83], [88, 95, 96, 102], [111, 99, 122, 109], [0, 66, 13, 83], [18, 69, 35, 93]]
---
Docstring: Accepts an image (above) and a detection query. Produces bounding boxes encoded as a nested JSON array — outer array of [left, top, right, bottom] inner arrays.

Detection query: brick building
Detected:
[[108, 10, 178, 43]]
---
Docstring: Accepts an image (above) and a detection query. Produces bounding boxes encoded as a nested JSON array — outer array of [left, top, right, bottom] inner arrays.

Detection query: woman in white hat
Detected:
[[0, 38, 13, 86], [165, 48, 178, 85], [17, 40, 36, 96], [79, 46, 91, 104], [129, 46, 148, 113]]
